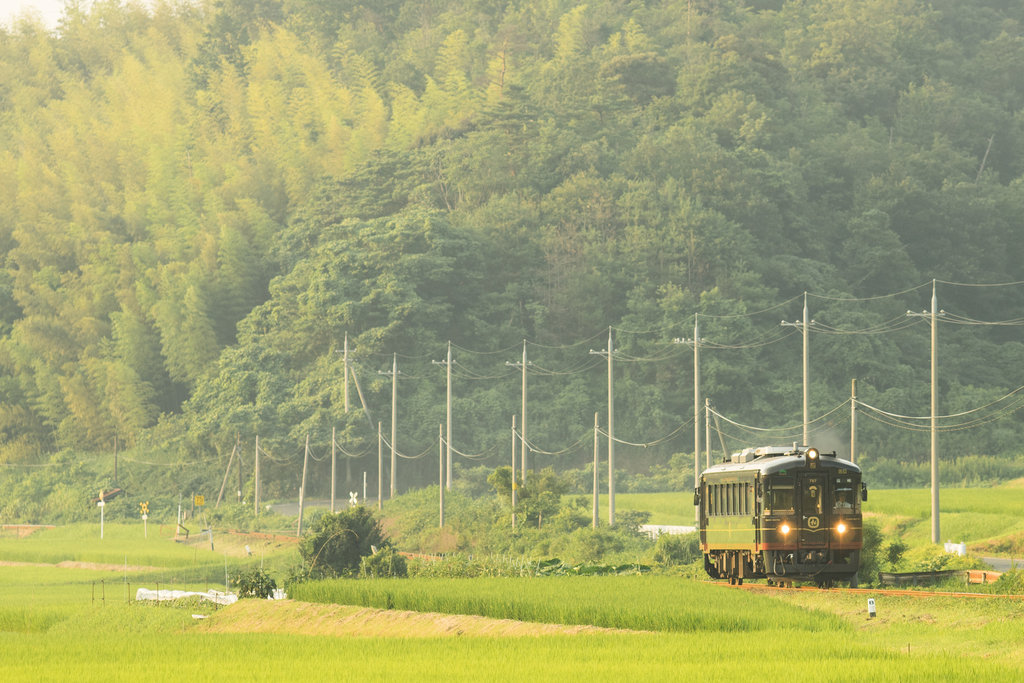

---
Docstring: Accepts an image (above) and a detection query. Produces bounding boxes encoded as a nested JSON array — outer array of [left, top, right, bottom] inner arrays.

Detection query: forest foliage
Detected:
[[3, 0, 1024, 509]]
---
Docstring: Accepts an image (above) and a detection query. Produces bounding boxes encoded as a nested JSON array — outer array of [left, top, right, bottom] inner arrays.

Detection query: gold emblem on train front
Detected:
[[807, 516, 820, 530]]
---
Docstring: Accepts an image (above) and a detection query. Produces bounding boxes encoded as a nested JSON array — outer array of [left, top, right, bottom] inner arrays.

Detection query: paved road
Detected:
[[981, 557, 1024, 572]]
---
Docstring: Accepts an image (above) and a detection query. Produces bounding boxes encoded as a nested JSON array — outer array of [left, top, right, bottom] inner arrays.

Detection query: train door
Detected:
[[798, 474, 827, 546]]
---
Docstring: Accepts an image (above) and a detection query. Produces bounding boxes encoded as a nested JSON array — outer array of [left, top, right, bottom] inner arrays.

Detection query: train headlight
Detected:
[[806, 448, 819, 460], [780, 523, 791, 535], [836, 522, 847, 534]]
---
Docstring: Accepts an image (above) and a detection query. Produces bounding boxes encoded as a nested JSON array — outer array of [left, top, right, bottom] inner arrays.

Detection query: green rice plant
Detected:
[[290, 575, 845, 633], [3, 626, 1024, 681]]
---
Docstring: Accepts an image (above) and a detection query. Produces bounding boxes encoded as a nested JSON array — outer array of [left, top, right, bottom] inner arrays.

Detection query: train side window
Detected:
[[767, 479, 794, 512]]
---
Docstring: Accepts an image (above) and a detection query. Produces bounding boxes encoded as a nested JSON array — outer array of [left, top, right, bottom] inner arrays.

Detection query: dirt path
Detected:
[[197, 599, 640, 638], [0, 559, 161, 571]]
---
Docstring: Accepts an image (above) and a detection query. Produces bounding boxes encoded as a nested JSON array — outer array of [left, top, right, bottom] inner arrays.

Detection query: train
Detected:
[[695, 444, 867, 587]]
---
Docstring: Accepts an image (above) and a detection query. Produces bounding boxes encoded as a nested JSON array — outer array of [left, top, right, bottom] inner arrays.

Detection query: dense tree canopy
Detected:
[[2, 0, 1024, 500]]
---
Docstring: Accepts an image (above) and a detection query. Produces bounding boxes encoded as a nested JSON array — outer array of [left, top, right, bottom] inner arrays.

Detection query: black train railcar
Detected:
[[696, 445, 867, 587]]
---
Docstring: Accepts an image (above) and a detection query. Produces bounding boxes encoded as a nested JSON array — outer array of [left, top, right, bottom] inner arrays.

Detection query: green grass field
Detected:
[[4, 491, 1024, 680]]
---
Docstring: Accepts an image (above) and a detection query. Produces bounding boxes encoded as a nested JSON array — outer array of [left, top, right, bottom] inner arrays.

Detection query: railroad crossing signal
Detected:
[[349, 491, 359, 506], [140, 501, 149, 516]]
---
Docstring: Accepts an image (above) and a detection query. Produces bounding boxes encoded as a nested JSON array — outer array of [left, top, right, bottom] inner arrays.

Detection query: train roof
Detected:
[[700, 445, 861, 477]]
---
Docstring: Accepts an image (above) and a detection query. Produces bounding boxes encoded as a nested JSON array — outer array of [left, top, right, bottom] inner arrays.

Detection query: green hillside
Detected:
[[2, 0, 1024, 517]]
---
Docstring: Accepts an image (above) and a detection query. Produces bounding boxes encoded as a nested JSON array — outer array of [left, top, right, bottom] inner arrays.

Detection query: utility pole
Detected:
[[343, 333, 350, 413], [589, 328, 615, 525], [673, 315, 701, 523], [705, 398, 711, 470], [907, 280, 943, 544], [113, 435, 118, 486], [254, 435, 260, 517], [377, 422, 383, 511], [850, 379, 857, 464], [342, 333, 352, 488], [781, 292, 812, 445], [298, 434, 309, 537], [432, 342, 453, 489], [438, 423, 445, 528], [511, 415, 517, 530], [592, 412, 599, 529], [216, 435, 239, 508], [506, 340, 532, 475], [379, 354, 399, 498], [331, 426, 336, 513]]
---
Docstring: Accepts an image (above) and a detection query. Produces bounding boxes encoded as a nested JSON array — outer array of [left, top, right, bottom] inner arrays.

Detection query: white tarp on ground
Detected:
[[135, 588, 238, 605], [639, 524, 697, 539]]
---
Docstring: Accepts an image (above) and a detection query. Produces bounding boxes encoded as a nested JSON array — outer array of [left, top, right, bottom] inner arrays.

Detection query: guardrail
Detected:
[[879, 569, 1002, 586]]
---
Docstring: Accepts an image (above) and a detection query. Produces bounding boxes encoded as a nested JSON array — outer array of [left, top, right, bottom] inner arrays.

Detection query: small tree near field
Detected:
[[299, 507, 387, 578]]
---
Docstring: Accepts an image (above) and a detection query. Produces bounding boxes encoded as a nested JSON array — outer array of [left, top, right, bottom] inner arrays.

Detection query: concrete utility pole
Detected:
[[343, 333, 350, 413], [254, 435, 260, 517], [593, 412, 599, 529], [506, 341, 532, 475], [297, 434, 309, 537], [850, 379, 857, 464], [705, 398, 711, 470], [782, 292, 811, 445], [432, 343, 453, 489], [377, 422, 383, 511], [589, 328, 615, 525], [438, 423, 445, 528], [378, 354, 399, 498], [511, 415, 517, 530], [331, 426, 336, 513], [907, 280, 943, 544], [673, 315, 701, 523]]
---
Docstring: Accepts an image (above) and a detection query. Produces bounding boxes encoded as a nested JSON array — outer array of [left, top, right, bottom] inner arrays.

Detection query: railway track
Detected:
[[733, 582, 1024, 599]]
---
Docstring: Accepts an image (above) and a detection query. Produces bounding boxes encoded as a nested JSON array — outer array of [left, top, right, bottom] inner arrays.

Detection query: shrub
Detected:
[[298, 507, 387, 578], [359, 547, 408, 578], [233, 568, 277, 599], [653, 532, 700, 567]]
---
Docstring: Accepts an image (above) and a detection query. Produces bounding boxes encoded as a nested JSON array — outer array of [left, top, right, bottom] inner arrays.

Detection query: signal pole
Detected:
[[589, 328, 615, 525], [781, 292, 812, 445], [907, 280, 943, 543]]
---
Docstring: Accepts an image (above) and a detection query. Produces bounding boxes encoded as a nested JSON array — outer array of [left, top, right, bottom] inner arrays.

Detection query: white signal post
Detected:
[[98, 490, 105, 540]]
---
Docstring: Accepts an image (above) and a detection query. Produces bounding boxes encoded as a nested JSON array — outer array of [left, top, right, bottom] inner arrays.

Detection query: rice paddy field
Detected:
[[3, 497, 1024, 681]]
